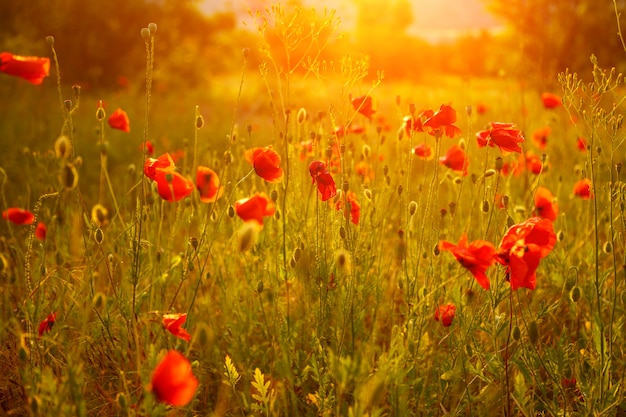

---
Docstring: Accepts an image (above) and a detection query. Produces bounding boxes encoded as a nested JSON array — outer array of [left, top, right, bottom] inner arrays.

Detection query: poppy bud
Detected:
[[557, 230, 565, 241], [383, 165, 389, 176], [495, 156, 503, 171], [46, 36, 55, 44], [385, 175, 391, 186], [96, 104, 106, 121], [227, 205, 235, 218], [297, 108, 307, 124], [432, 243, 440, 256], [570, 286, 581, 303], [596, 146, 602, 154], [293, 247, 301, 263], [448, 201, 457, 216], [335, 249, 351, 271], [325, 147, 333, 159], [190, 237, 198, 250], [193, 322, 212, 349], [397, 185, 403, 196], [242, 48, 250, 59], [481, 200, 490, 213], [72, 84, 81, 100], [60, 163, 78, 190], [187, 261, 194, 271], [238, 222, 258, 252], [54, 135, 72, 159], [141, 27, 150, 40], [465, 105, 472, 116], [484, 169, 496, 178], [64, 100, 72, 111], [408, 201, 417, 216], [501, 195, 509, 208], [195, 115, 204, 129], [93, 292, 106, 310], [364, 188, 372, 201], [275, 208, 281, 220], [603, 241, 613, 254], [408, 103, 416, 116], [290, 257, 296, 268], [512, 325, 521, 341], [94, 228, 104, 245], [342, 181, 349, 192], [362, 144, 371, 159], [528, 320, 539, 344], [339, 226, 346, 239], [616, 163, 622, 174], [397, 127, 404, 141], [224, 151, 233, 165], [148, 23, 157, 34]]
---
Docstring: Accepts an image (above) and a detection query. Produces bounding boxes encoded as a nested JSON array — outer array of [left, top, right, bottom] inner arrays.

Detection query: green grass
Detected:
[[1, 9, 626, 417]]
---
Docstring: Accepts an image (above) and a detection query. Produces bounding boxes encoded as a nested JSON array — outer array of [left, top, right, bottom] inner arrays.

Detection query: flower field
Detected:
[[1, 4, 626, 416]]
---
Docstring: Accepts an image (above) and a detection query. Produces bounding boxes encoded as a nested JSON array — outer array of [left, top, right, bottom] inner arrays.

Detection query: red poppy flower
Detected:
[[476, 122, 525, 154], [525, 151, 544, 174], [143, 141, 154, 156], [35, 222, 47, 240], [496, 217, 556, 290], [501, 154, 525, 176], [245, 146, 284, 183], [534, 186, 558, 222], [144, 153, 176, 181], [475, 102, 488, 115], [309, 160, 337, 201], [434, 303, 456, 327], [336, 191, 360, 225], [531, 126, 551, 150], [108, 108, 130, 133], [38, 312, 57, 337], [561, 377, 577, 388], [162, 313, 191, 342], [235, 193, 276, 225], [351, 95, 375, 119], [412, 143, 434, 160], [3, 208, 34, 225], [151, 350, 198, 407], [299, 140, 314, 161], [440, 234, 496, 290], [0, 51, 50, 85], [576, 137, 587, 152], [439, 144, 469, 176], [196, 166, 224, 203], [423, 104, 462, 139], [573, 178, 593, 199], [541, 92, 562, 109], [154, 169, 195, 202]]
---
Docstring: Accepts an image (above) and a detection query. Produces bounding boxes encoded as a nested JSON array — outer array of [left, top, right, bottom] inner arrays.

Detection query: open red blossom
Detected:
[[412, 143, 434, 160], [309, 160, 337, 201], [439, 144, 469, 175], [245, 146, 284, 183], [475, 102, 488, 115], [573, 178, 593, 199], [154, 169, 194, 202], [196, 166, 224, 203], [423, 104, 462, 139], [151, 350, 198, 407], [576, 137, 588, 152], [144, 153, 176, 181], [534, 186, 558, 222], [525, 151, 544, 174], [108, 108, 130, 133], [162, 313, 191, 342], [496, 217, 556, 290], [235, 193, 276, 225], [531, 126, 551, 150], [439, 234, 496, 290], [351, 95, 376, 119], [541, 92, 562, 109], [35, 222, 47, 240], [0, 51, 50, 85], [476, 122, 525, 154], [38, 312, 57, 337], [3, 208, 35, 225], [434, 303, 456, 327], [336, 191, 360, 225]]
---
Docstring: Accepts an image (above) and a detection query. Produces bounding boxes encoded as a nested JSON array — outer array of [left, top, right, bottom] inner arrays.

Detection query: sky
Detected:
[[200, 0, 503, 43]]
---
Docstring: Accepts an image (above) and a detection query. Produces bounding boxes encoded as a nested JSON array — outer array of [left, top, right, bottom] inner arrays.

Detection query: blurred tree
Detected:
[[484, 0, 626, 85]]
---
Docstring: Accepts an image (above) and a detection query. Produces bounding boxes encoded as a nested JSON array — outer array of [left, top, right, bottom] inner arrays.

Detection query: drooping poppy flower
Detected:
[[38, 312, 57, 337], [423, 104, 462, 139], [534, 186, 558, 222], [351, 95, 376, 119], [439, 144, 469, 176], [0, 51, 50, 85], [245, 146, 284, 183], [476, 122, 525, 154], [144, 153, 176, 181], [336, 191, 360, 225], [235, 193, 276, 225], [573, 178, 593, 199], [108, 108, 130, 133], [434, 303, 456, 327], [154, 169, 195, 202], [3, 208, 34, 225], [151, 350, 199, 407], [196, 166, 224, 203], [412, 143, 434, 160], [35, 222, 47, 240], [440, 234, 497, 290], [496, 217, 556, 290], [162, 313, 192, 342], [576, 137, 587, 152], [309, 160, 337, 201], [531, 126, 551, 150], [541, 92, 562, 109]]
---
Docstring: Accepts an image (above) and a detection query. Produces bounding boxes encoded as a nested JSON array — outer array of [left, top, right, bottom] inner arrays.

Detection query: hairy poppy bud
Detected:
[[141, 27, 150, 40], [570, 286, 581, 303], [148, 23, 157, 34], [408, 201, 417, 216], [528, 321, 539, 344]]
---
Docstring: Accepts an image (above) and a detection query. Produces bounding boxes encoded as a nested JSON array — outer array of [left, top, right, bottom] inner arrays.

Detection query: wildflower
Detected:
[[475, 102, 488, 115], [402, 112, 428, 137], [439, 234, 496, 290], [144, 153, 176, 181], [576, 137, 587, 152], [525, 151, 544, 174], [531, 126, 551, 150], [434, 303, 456, 327], [541, 92, 562, 109], [412, 143, 434, 160], [336, 191, 360, 225], [476, 122, 525, 154], [108, 108, 130, 133], [299, 140, 314, 161], [496, 217, 556, 290], [196, 166, 224, 203], [235, 193, 276, 225], [351, 95, 376, 119], [150, 350, 198, 407], [143, 141, 154, 156], [162, 313, 192, 342], [38, 312, 57, 337], [534, 186, 558, 222], [573, 178, 593, 199], [439, 144, 469, 176], [423, 104, 462, 139], [154, 170, 194, 202], [245, 146, 284, 183], [501, 153, 525, 176], [309, 160, 337, 201], [35, 222, 47, 240], [0, 51, 50, 85], [3, 208, 34, 225]]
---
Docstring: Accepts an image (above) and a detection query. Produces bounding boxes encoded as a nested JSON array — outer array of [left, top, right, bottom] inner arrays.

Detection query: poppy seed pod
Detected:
[[495, 156, 504, 171]]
